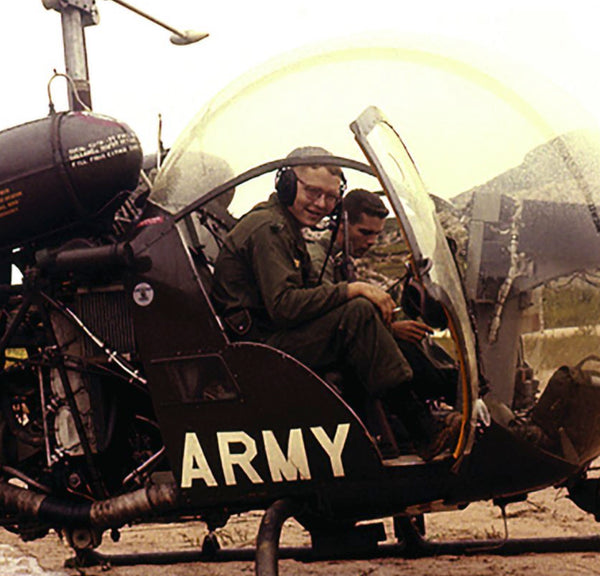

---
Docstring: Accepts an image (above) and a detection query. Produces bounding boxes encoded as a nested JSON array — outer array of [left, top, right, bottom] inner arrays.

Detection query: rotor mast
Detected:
[[41, 0, 208, 112], [43, 0, 98, 111]]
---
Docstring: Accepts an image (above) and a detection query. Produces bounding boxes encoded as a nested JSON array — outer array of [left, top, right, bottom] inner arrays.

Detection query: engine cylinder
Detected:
[[0, 111, 143, 250]]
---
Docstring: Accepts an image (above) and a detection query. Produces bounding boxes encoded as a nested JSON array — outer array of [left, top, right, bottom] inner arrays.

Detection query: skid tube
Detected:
[[73, 532, 600, 568]]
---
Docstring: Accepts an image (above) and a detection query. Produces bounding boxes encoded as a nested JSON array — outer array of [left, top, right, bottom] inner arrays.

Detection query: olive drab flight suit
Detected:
[[305, 228, 459, 405], [212, 193, 413, 397]]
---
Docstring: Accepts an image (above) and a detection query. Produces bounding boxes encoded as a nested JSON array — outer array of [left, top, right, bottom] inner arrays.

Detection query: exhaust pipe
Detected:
[[0, 480, 180, 529]]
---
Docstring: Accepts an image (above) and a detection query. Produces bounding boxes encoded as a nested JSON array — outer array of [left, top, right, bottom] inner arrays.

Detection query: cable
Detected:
[[40, 292, 147, 386], [47, 70, 91, 114]]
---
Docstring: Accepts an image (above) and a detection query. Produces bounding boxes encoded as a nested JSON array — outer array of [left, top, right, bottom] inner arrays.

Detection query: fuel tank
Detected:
[[0, 111, 143, 250]]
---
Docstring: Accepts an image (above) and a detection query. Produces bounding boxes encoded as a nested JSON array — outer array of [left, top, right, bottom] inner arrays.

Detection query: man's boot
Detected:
[[416, 411, 462, 461], [383, 388, 461, 461]]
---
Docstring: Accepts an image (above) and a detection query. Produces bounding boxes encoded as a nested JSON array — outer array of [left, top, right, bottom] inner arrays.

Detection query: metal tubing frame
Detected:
[[36, 295, 107, 499], [255, 499, 296, 576], [72, 534, 600, 568]]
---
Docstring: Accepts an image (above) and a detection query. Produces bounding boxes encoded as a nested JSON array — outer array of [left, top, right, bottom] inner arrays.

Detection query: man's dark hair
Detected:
[[343, 189, 389, 224]]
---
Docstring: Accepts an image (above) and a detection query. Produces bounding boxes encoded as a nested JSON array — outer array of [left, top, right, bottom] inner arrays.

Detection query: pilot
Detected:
[[308, 188, 457, 403], [212, 147, 461, 460], [306, 187, 387, 284], [308, 188, 433, 340]]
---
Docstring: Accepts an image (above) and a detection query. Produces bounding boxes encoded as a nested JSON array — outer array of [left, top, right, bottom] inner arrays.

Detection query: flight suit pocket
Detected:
[[224, 309, 252, 337]]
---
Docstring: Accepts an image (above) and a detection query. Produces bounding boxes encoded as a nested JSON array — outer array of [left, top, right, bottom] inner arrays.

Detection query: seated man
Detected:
[[308, 187, 390, 283], [308, 188, 458, 404], [212, 147, 460, 460]]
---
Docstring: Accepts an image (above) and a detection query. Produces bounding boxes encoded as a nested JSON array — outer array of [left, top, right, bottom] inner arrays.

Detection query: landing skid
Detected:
[[69, 500, 600, 574], [70, 536, 600, 566]]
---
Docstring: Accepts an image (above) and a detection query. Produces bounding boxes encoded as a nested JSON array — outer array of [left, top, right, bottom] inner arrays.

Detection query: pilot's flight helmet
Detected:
[[275, 146, 347, 206]]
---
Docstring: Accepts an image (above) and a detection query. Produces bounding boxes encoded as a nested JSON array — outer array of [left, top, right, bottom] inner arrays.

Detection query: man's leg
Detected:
[[266, 297, 461, 460], [397, 340, 458, 405], [266, 297, 412, 397]]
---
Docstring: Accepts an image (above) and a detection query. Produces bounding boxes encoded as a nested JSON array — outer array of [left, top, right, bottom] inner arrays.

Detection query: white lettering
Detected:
[[311, 424, 350, 477], [217, 431, 263, 485], [263, 429, 311, 482], [180, 432, 218, 488], [181, 425, 352, 487]]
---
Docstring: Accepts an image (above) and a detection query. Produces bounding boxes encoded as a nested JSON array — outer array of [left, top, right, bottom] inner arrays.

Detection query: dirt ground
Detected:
[[5, 484, 600, 576]]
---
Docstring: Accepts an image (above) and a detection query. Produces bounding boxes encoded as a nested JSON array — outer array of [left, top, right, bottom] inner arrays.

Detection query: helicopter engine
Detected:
[[0, 111, 143, 251], [0, 109, 167, 545]]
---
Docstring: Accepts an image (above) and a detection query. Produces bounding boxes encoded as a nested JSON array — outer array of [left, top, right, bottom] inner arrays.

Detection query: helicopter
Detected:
[[2, 2, 600, 575]]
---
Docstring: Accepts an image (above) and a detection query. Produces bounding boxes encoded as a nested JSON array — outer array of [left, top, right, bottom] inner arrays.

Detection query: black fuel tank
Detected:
[[0, 111, 143, 250]]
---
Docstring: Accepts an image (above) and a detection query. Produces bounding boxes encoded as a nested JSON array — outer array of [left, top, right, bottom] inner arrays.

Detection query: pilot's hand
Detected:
[[347, 281, 395, 325], [392, 320, 433, 343]]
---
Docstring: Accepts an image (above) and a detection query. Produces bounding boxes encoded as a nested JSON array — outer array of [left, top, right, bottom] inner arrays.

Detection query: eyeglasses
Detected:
[[296, 176, 341, 207]]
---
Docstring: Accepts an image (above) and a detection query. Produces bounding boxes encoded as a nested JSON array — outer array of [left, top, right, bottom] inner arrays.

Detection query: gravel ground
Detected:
[[4, 485, 600, 576]]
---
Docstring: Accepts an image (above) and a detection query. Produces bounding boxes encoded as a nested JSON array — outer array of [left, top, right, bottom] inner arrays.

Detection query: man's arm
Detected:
[[251, 224, 348, 326], [347, 282, 395, 325], [391, 320, 434, 343], [251, 223, 399, 327]]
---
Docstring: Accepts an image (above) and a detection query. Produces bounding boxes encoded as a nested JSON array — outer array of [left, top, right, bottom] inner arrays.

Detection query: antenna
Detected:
[[107, 0, 209, 46], [42, 0, 208, 111]]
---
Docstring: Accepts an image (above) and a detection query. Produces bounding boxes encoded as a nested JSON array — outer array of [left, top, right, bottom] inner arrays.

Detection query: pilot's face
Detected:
[[346, 212, 385, 257], [288, 167, 341, 227]]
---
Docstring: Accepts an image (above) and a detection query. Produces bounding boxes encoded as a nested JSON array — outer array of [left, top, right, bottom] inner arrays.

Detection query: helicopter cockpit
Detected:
[[142, 37, 600, 465], [6, 11, 600, 565]]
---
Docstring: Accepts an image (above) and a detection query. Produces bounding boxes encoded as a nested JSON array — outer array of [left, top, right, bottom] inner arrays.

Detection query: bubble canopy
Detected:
[[148, 40, 600, 456], [150, 37, 599, 217]]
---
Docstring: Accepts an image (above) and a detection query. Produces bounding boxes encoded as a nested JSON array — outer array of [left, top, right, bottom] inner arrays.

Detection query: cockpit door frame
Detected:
[[351, 105, 480, 460]]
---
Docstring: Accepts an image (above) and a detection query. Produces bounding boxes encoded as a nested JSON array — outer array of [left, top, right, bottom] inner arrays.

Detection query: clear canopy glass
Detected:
[[149, 36, 600, 415]]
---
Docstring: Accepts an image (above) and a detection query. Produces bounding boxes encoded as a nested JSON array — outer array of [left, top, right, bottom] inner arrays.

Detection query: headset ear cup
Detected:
[[339, 171, 347, 196], [275, 168, 297, 206]]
